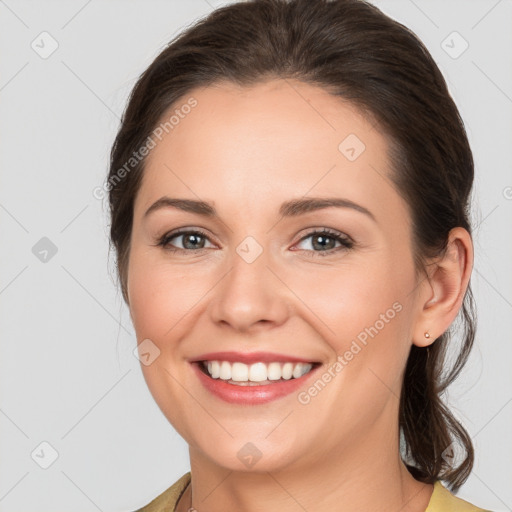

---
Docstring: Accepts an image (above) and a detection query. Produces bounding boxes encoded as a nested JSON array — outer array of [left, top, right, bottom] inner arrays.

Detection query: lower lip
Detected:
[[191, 362, 320, 405]]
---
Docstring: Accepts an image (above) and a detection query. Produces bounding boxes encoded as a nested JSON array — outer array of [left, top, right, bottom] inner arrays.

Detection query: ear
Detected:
[[412, 227, 474, 348]]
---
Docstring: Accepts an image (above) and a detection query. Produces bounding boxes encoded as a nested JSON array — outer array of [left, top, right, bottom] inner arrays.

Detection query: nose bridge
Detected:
[[209, 235, 289, 331]]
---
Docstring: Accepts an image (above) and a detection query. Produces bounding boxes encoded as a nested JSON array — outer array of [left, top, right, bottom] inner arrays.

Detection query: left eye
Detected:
[[294, 229, 354, 255]]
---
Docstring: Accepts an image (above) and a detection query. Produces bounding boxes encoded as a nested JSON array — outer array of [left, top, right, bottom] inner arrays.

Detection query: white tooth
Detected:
[[231, 362, 249, 381], [267, 362, 282, 380], [249, 362, 268, 382], [281, 362, 293, 380], [292, 362, 304, 379], [204, 360, 314, 381], [219, 361, 232, 380], [301, 363, 313, 376], [210, 360, 220, 378]]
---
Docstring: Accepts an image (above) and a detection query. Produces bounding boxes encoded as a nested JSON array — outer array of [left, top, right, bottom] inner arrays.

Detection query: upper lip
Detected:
[[189, 351, 320, 365]]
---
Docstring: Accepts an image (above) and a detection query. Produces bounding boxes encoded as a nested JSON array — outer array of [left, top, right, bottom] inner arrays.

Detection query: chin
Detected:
[[192, 435, 304, 474]]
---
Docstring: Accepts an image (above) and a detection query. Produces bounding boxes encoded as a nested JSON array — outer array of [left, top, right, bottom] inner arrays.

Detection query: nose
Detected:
[[208, 247, 290, 333]]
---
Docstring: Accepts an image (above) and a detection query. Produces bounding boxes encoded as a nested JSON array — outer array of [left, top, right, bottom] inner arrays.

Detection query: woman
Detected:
[[107, 0, 491, 510]]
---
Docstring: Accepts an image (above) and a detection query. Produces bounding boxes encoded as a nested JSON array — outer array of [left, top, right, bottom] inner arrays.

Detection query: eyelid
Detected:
[[295, 226, 353, 243]]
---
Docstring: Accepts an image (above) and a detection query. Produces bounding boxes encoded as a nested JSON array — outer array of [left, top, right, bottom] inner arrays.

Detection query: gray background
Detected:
[[1, 0, 511, 511]]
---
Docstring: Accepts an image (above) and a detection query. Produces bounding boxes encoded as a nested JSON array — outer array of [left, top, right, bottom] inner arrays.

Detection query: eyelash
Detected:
[[155, 228, 354, 257]]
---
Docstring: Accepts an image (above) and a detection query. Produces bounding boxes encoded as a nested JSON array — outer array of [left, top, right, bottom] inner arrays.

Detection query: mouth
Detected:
[[189, 358, 323, 404], [195, 360, 322, 386]]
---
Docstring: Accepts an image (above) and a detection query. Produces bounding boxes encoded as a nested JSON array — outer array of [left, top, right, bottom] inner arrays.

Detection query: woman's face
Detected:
[[127, 79, 429, 472]]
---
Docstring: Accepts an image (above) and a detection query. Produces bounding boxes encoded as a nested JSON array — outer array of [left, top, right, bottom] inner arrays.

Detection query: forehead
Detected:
[[135, 79, 405, 223]]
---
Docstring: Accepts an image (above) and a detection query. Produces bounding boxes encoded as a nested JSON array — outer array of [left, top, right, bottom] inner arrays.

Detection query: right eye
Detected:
[[156, 229, 215, 253]]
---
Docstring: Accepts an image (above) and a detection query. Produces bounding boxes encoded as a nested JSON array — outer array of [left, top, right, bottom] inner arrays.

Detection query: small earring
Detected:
[[424, 332, 430, 338]]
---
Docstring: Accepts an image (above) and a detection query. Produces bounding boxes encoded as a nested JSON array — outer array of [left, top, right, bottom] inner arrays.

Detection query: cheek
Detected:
[[128, 248, 177, 340], [127, 249, 212, 344], [283, 258, 413, 380], [290, 261, 406, 334]]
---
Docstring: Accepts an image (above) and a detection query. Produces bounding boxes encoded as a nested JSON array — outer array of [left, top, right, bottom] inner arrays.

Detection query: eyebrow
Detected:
[[143, 196, 377, 223]]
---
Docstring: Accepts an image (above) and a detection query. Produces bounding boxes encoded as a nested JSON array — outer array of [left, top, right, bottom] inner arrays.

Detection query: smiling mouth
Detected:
[[195, 360, 322, 386]]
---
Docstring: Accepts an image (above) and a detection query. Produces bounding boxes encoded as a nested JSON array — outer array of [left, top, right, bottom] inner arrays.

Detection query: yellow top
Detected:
[[133, 472, 491, 512]]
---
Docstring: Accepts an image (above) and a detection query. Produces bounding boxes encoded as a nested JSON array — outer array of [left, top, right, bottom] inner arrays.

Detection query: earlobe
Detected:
[[412, 227, 473, 348]]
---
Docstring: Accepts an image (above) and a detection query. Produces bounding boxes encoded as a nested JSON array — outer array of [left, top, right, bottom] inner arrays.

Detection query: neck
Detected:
[[177, 421, 434, 512]]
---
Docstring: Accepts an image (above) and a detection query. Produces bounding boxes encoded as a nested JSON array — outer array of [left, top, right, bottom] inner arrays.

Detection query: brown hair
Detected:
[[108, 0, 476, 492]]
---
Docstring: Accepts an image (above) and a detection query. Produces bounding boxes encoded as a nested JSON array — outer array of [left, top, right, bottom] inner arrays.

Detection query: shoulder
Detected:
[[426, 480, 493, 512], [131, 472, 191, 512]]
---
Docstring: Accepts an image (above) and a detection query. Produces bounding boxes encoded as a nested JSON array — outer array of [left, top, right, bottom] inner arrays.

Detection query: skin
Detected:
[[126, 79, 473, 512]]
